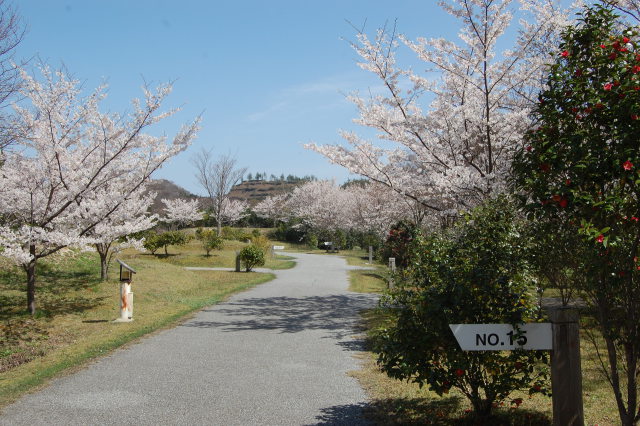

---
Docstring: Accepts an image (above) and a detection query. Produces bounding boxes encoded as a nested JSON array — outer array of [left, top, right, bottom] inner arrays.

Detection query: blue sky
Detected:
[[14, 1, 458, 195]]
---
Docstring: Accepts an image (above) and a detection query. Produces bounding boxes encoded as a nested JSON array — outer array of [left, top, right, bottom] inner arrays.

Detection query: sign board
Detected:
[[449, 323, 552, 351], [272, 245, 285, 250]]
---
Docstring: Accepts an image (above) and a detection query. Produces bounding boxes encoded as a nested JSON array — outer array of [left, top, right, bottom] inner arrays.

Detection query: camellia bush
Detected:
[[373, 197, 548, 420], [511, 5, 640, 425], [380, 221, 420, 269]]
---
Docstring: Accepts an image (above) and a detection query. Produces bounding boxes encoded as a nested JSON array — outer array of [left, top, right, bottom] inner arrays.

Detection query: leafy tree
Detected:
[[373, 196, 548, 420], [512, 5, 640, 424], [239, 245, 265, 272], [143, 231, 189, 255], [195, 228, 223, 256]]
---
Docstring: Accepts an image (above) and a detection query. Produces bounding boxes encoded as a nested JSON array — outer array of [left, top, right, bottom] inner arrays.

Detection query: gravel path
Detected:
[[0, 253, 378, 426]]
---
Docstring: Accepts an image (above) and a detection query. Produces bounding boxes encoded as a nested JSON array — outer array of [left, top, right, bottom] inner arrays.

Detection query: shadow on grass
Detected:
[[183, 294, 378, 342], [359, 396, 550, 425], [309, 403, 370, 425], [0, 260, 105, 320]]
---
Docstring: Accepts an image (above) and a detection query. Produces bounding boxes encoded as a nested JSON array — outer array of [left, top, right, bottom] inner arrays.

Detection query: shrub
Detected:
[[195, 228, 223, 256], [239, 245, 265, 272], [373, 196, 548, 420], [305, 233, 318, 249], [250, 234, 270, 254], [143, 231, 189, 255], [380, 221, 419, 269]]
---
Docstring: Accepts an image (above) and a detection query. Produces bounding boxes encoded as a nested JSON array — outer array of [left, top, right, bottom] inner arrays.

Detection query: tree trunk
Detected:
[[96, 243, 110, 281], [26, 245, 37, 315]]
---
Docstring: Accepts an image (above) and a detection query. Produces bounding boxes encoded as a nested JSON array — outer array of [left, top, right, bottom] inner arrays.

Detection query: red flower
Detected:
[[513, 398, 523, 407], [624, 37, 631, 43], [614, 41, 621, 49], [559, 198, 568, 208], [610, 52, 618, 60], [632, 115, 638, 120], [596, 103, 605, 109], [566, 179, 571, 185], [561, 50, 569, 57], [526, 145, 532, 152], [455, 368, 465, 377], [600, 43, 607, 49], [632, 217, 639, 222], [596, 234, 605, 243], [623, 160, 634, 170], [575, 69, 582, 76], [634, 65, 640, 73], [604, 83, 613, 91]]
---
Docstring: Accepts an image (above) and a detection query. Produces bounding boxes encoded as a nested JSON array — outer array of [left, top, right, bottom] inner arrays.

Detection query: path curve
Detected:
[[0, 252, 378, 425]]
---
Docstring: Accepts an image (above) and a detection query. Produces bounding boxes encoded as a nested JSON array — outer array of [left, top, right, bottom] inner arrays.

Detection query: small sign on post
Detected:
[[449, 323, 552, 351], [115, 259, 135, 322], [450, 313, 584, 425]]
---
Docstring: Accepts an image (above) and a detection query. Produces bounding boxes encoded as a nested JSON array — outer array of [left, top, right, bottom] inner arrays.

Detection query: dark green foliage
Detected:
[[511, 6, 640, 424], [373, 197, 548, 419], [305, 233, 318, 249], [239, 245, 265, 272], [380, 221, 419, 269]]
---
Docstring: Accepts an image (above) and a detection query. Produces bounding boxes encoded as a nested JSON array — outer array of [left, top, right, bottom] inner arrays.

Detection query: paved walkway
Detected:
[[0, 253, 378, 425]]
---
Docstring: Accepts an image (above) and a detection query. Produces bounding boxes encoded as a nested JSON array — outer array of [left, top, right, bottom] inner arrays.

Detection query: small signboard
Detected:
[[272, 245, 285, 250], [449, 323, 552, 351]]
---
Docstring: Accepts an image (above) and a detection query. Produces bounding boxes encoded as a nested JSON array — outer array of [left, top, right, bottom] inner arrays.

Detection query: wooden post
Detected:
[[388, 257, 396, 272], [368, 246, 373, 264], [388, 257, 396, 289], [235, 251, 241, 272], [549, 307, 584, 426]]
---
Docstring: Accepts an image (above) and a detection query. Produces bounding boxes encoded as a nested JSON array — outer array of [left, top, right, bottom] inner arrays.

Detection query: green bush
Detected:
[[143, 231, 189, 255], [195, 228, 223, 256], [373, 196, 548, 420], [239, 245, 265, 272]]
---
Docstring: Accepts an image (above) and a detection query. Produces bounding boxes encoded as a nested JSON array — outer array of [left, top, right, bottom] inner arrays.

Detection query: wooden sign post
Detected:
[[450, 308, 584, 426]]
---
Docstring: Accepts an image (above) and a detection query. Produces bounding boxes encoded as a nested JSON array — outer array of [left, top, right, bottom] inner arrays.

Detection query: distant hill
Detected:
[[146, 179, 201, 215], [145, 178, 303, 215], [228, 179, 302, 206]]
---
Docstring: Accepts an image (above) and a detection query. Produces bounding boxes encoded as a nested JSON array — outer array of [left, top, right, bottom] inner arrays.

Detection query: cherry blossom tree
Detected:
[[253, 193, 289, 225], [0, 0, 25, 151], [306, 0, 573, 216], [255, 180, 416, 237], [91, 186, 157, 281], [192, 150, 246, 235], [0, 66, 199, 314], [219, 198, 249, 226], [162, 197, 202, 229]]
